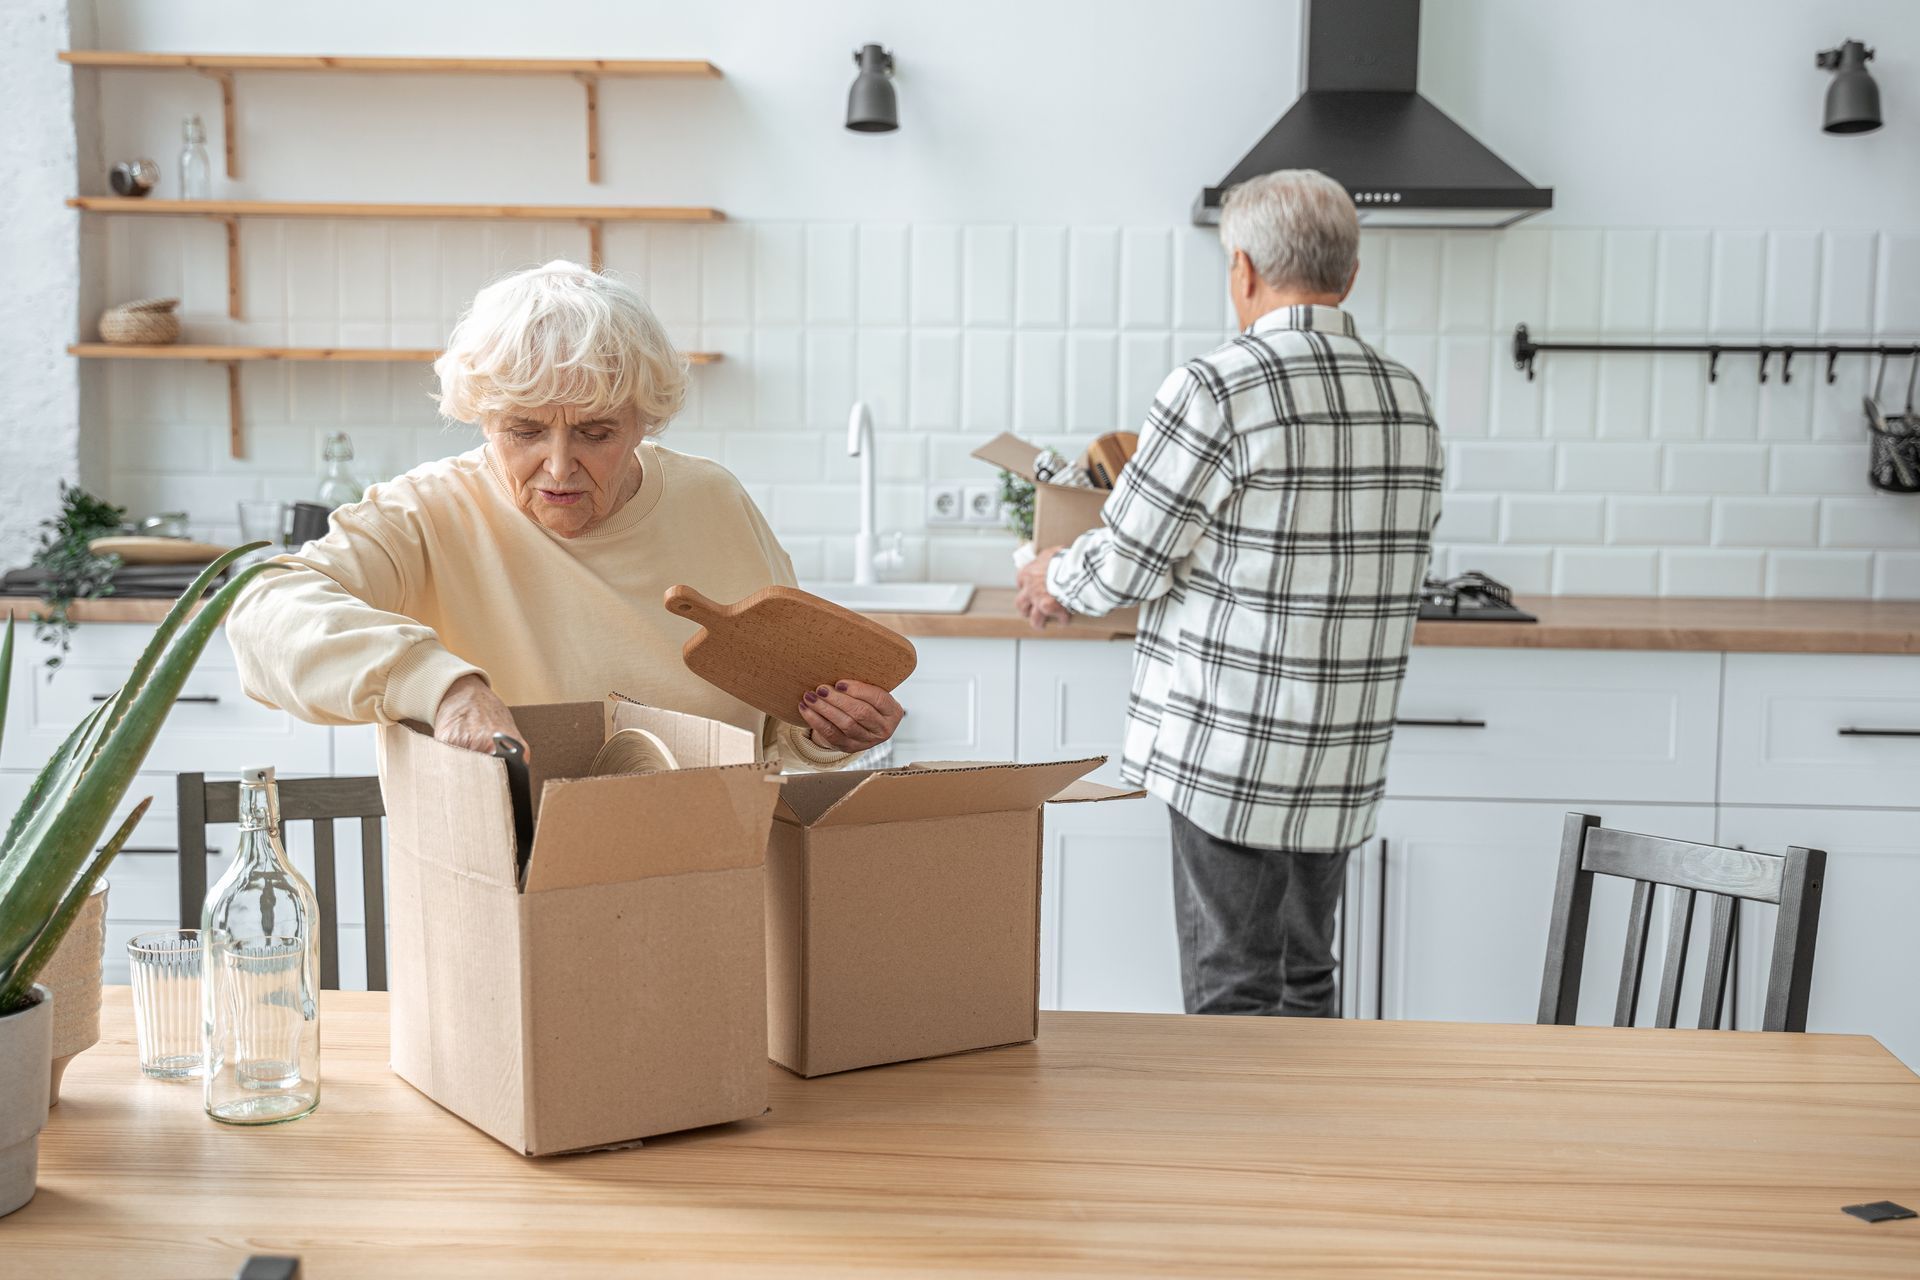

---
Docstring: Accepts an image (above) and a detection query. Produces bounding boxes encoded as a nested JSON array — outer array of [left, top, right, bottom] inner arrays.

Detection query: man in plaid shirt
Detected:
[[1015, 170, 1443, 1017]]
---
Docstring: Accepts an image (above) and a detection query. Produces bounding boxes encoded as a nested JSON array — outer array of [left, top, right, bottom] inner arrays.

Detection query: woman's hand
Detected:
[[799, 680, 905, 755], [434, 673, 531, 761]]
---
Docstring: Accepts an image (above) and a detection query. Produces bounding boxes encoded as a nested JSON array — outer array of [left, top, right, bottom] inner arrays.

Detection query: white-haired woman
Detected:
[[228, 260, 903, 765]]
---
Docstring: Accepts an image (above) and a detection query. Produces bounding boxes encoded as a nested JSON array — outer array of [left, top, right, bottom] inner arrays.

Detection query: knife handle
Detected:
[[492, 734, 536, 889]]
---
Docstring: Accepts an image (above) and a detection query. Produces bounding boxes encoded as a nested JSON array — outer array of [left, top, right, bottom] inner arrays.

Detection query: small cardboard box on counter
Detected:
[[766, 757, 1142, 1077], [972, 432, 1112, 552], [377, 696, 780, 1156]]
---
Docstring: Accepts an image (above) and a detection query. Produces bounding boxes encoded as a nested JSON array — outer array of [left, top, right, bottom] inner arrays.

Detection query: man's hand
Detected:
[[434, 673, 529, 760], [1015, 547, 1071, 631], [799, 680, 906, 754]]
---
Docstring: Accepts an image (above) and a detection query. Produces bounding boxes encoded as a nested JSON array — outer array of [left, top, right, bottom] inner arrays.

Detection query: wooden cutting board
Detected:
[[88, 536, 234, 565], [665, 584, 918, 727]]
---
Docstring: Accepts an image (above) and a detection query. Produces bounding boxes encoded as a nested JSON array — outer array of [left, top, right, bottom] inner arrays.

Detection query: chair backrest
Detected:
[[1538, 813, 1825, 1033], [176, 773, 388, 992]]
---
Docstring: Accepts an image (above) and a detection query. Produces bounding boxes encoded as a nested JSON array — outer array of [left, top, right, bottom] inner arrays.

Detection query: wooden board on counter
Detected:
[[15, 988, 1920, 1278]]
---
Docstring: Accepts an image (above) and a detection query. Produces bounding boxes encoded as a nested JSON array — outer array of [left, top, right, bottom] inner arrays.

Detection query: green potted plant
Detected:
[[28, 484, 128, 670], [0, 544, 275, 1217]]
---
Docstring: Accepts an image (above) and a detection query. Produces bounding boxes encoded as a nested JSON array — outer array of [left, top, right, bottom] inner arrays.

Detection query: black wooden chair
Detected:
[[176, 773, 389, 992], [1539, 813, 1825, 1033]]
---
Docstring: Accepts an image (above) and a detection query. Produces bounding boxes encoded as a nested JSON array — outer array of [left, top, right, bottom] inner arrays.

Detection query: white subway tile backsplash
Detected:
[[963, 226, 1016, 327], [1665, 443, 1769, 494], [1490, 361, 1544, 438], [1503, 495, 1603, 544], [1595, 358, 1652, 439], [929, 533, 1020, 586], [961, 331, 1014, 431], [1494, 228, 1550, 331], [854, 329, 909, 430], [1819, 230, 1878, 337], [1650, 356, 1708, 439], [804, 224, 857, 325], [1756, 375, 1813, 442], [1710, 230, 1766, 336], [1713, 497, 1818, 547], [752, 327, 804, 426], [1655, 230, 1712, 335], [1120, 333, 1173, 426], [1766, 550, 1873, 599], [1384, 233, 1441, 333], [1875, 552, 1920, 601], [1120, 229, 1172, 331], [1173, 228, 1226, 331], [1541, 355, 1597, 438], [1436, 337, 1492, 437], [1346, 230, 1387, 337], [803, 329, 856, 430], [1876, 233, 1920, 334], [1439, 234, 1496, 333], [772, 484, 861, 536], [1661, 549, 1765, 597], [1547, 229, 1604, 333], [910, 225, 962, 327], [1553, 548, 1658, 596], [700, 223, 753, 325], [1017, 227, 1068, 327], [1821, 496, 1920, 548], [1763, 230, 1820, 336], [1434, 493, 1499, 543], [1811, 357, 1873, 441], [1703, 369, 1760, 440], [753, 224, 804, 325], [1066, 333, 1119, 434], [1607, 496, 1711, 546], [1600, 230, 1657, 334], [908, 330, 961, 431], [856, 224, 909, 325], [1068, 227, 1120, 328], [1558, 443, 1661, 493], [1768, 443, 1870, 494], [1014, 332, 1066, 435], [720, 431, 823, 484], [695, 325, 752, 427], [1440, 546, 1551, 594], [1451, 442, 1554, 492]]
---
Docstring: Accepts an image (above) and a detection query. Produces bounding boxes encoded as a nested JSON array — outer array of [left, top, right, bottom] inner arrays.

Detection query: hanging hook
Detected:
[[1757, 346, 1770, 385], [1906, 352, 1918, 417], [1707, 348, 1721, 383], [1512, 324, 1538, 382], [1826, 348, 1839, 385], [1780, 349, 1793, 384]]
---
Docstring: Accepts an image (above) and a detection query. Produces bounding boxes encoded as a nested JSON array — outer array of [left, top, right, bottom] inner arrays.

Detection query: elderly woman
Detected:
[[228, 260, 903, 766]]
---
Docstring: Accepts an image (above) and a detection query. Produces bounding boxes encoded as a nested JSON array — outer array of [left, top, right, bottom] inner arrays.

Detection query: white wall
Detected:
[[19, 0, 1920, 595]]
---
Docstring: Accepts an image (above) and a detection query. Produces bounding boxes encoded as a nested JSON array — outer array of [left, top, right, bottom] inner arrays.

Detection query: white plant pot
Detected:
[[0, 985, 53, 1219], [40, 881, 108, 1106]]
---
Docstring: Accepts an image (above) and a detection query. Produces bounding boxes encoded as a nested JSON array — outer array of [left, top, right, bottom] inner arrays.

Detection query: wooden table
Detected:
[[13, 990, 1920, 1277]]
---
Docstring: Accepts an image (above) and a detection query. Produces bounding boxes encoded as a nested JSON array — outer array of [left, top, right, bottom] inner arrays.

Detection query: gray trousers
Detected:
[[1168, 807, 1351, 1017]]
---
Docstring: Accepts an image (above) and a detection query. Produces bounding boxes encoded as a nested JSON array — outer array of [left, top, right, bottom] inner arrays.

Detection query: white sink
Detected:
[[800, 581, 977, 615]]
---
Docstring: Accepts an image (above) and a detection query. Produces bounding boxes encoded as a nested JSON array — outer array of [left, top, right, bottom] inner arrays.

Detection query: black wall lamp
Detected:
[[846, 44, 897, 133], [1817, 39, 1882, 134]]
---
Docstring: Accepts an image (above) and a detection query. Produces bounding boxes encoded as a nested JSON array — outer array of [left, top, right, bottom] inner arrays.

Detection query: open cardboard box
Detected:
[[972, 432, 1140, 632], [766, 756, 1143, 1077], [378, 695, 780, 1156]]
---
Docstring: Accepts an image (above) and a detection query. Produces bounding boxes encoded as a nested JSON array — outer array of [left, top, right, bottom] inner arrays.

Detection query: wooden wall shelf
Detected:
[[60, 51, 720, 183], [70, 198, 724, 314], [69, 344, 722, 459]]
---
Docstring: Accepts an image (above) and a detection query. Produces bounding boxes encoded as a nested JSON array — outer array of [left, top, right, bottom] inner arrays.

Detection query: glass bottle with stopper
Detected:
[[317, 431, 365, 508], [201, 765, 322, 1125], [178, 115, 211, 200]]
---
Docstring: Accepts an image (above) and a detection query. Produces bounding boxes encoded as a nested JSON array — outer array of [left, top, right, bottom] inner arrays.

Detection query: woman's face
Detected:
[[483, 403, 644, 538]]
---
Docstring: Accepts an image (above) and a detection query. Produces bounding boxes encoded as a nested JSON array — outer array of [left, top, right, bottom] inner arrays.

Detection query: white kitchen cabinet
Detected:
[[1015, 638, 1137, 784], [1718, 806, 1920, 1069], [1387, 648, 1720, 805], [889, 637, 1018, 762], [1376, 799, 1719, 1026], [1721, 654, 1920, 809]]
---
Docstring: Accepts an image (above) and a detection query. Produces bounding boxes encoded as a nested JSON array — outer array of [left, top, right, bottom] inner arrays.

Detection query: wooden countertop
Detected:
[[11, 592, 1920, 653], [17, 988, 1920, 1278]]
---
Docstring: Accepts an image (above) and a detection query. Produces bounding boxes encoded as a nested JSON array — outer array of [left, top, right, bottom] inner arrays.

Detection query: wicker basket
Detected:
[[98, 297, 181, 345]]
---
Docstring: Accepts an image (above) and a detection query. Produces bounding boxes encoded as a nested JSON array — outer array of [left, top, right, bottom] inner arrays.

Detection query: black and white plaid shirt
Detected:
[[1046, 304, 1443, 853]]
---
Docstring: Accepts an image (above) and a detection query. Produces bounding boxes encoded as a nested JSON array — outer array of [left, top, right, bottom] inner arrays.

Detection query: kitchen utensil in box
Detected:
[[665, 584, 917, 727], [490, 735, 536, 889], [589, 727, 680, 776], [1082, 431, 1139, 489], [1867, 356, 1920, 494]]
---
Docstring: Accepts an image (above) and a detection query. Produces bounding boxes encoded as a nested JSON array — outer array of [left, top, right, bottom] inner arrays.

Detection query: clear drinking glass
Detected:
[[236, 500, 287, 547], [202, 766, 321, 1125], [127, 929, 204, 1079]]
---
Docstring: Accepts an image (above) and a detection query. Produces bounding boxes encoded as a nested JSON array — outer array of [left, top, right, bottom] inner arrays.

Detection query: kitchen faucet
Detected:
[[847, 402, 902, 585]]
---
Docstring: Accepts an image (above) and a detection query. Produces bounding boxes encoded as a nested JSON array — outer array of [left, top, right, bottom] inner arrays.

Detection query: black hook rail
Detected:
[[1512, 324, 1920, 385]]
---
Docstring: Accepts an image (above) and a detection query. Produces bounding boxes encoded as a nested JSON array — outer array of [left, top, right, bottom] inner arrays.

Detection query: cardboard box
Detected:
[[972, 432, 1140, 632], [765, 757, 1142, 1077], [378, 696, 780, 1156]]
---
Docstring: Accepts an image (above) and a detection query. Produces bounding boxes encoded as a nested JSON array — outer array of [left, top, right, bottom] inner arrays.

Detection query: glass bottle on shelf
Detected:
[[178, 115, 211, 200], [317, 431, 365, 508], [202, 766, 321, 1125]]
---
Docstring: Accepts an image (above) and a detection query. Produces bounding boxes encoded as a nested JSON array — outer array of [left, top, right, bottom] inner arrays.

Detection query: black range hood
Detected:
[[1194, 0, 1552, 229]]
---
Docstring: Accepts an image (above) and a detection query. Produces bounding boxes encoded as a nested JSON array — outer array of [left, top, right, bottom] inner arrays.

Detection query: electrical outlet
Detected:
[[925, 482, 965, 526], [962, 482, 1003, 527]]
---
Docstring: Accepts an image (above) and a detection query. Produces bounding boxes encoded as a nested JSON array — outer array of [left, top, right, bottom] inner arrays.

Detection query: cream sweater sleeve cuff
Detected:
[[380, 642, 487, 727]]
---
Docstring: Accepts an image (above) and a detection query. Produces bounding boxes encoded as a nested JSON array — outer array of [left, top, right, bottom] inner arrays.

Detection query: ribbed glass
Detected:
[[127, 929, 203, 1079]]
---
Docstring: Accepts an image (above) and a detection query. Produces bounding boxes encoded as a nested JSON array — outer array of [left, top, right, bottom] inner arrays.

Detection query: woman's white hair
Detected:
[[434, 260, 688, 432], [1217, 169, 1359, 295]]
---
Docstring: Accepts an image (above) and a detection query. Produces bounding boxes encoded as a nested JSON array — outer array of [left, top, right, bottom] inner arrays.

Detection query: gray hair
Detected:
[[1217, 169, 1359, 295]]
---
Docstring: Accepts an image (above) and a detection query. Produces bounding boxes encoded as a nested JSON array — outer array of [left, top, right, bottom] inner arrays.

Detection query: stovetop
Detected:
[[1419, 572, 1537, 622]]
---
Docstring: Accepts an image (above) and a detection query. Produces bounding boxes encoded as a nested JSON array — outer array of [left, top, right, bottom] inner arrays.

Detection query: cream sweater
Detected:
[[226, 441, 846, 769]]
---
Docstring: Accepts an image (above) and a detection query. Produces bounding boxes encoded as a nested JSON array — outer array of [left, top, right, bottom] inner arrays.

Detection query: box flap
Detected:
[[504, 701, 607, 821], [1048, 779, 1148, 804], [523, 764, 780, 893], [378, 722, 519, 888], [606, 694, 757, 768], [970, 432, 1045, 482], [772, 770, 870, 826], [807, 757, 1107, 828]]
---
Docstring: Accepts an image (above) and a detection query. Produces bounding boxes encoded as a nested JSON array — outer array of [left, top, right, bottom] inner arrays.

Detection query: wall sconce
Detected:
[[846, 44, 897, 133], [1816, 39, 1882, 134]]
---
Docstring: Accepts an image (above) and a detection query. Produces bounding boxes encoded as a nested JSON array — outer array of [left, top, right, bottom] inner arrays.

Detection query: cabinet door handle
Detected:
[[1374, 838, 1388, 1022], [91, 693, 220, 705], [1836, 726, 1920, 738], [1394, 717, 1487, 729]]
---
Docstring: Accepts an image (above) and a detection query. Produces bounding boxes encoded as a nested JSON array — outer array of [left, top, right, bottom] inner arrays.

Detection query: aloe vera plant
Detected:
[[0, 544, 280, 1015]]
